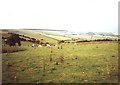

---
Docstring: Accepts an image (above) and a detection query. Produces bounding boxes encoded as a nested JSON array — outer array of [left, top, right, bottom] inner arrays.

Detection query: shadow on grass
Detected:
[[1, 46, 26, 53]]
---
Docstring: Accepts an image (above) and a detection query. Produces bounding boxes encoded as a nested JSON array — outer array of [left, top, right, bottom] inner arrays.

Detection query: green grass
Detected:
[[44, 35, 71, 40], [7, 29, 58, 44], [2, 41, 118, 83]]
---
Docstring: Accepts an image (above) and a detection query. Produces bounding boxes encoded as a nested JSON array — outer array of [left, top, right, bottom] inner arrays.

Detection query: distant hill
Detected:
[[25, 29, 68, 32]]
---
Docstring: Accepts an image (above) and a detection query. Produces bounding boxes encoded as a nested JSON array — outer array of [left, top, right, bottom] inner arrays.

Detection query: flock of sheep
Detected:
[[31, 43, 77, 48], [32, 44, 58, 48]]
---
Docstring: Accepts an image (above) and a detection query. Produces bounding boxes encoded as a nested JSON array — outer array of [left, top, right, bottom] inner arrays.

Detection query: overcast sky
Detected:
[[0, 0, 119, 34]]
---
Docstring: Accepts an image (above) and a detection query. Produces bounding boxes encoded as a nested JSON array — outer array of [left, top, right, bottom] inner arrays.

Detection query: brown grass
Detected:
[[2, 46, 26, 53]]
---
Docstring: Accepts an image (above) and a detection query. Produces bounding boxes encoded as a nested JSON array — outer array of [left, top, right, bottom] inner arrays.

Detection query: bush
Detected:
[[6, 33, 21, 46], [95, 39, 112, 41], [76, 40, 90, 43]]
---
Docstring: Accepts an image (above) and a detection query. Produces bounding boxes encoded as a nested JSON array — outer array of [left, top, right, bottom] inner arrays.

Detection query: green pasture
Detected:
[[2, 41, 118, 83], [45, 35, 71, 40], [6, 29, 118, 45], [7, 29, 58, 44], [69, 35, 117, 41]]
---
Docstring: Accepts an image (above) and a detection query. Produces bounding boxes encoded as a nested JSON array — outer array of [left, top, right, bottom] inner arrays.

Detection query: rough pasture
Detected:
[[2, 41, 118, 83]]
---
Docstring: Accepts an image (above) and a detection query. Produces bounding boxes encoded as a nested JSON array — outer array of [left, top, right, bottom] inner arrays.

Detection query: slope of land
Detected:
[[2, 41, 118, 83]]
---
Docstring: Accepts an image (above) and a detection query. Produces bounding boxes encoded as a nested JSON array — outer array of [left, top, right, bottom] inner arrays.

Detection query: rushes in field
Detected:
[[49, 54, 52, 62], [42, 60, 46, 76], [60, 55, 64, 63]]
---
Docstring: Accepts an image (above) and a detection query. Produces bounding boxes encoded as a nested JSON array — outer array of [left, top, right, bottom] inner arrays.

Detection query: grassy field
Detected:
[[45, 35, 71, 40], [69, 35, 117, 41], [7, 29, 58, 44], [2, 41, 118, 83]]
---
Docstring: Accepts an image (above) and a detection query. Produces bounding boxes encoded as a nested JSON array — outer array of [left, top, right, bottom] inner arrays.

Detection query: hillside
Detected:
[[6, 29, 58, 44], [5, 29, 73, 44]]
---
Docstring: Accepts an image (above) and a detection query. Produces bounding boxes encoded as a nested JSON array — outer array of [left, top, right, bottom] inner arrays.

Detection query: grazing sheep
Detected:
[[55, 45, 58, 46], [74, 43, 77, 45], [38, 45, 42, 47], [32, 44, 35, 47], [46, 44, 51, 47]]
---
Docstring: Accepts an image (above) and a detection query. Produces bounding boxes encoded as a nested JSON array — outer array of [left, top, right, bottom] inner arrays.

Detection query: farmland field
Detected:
[[6, 29, 58, 44], [2, 41, 118, 83], [45, 34, 71, 40]]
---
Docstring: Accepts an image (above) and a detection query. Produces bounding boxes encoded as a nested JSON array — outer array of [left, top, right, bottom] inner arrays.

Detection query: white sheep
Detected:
[[55, 45, 58, 46], [46, 44, 51, 47], [32, 44, 35, 47], [74, 43, 77, 45], [38, 45, 42, 47]]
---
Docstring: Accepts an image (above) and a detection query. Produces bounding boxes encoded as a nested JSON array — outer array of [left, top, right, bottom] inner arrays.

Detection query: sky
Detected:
[[0, 0, 119, 34]]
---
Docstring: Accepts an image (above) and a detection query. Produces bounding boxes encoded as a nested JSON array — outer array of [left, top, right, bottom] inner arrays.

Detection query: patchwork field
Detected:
[[2, 41, 118, 83]]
